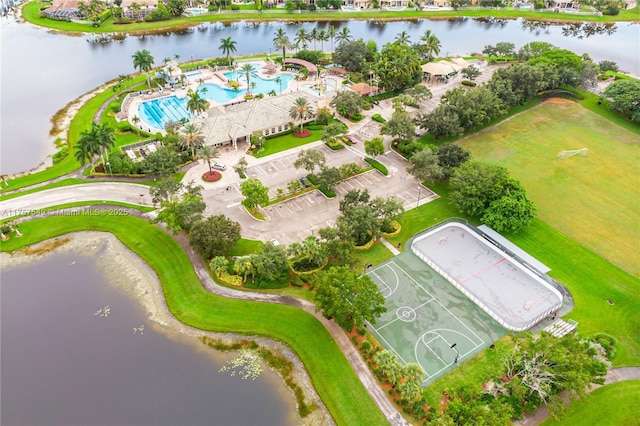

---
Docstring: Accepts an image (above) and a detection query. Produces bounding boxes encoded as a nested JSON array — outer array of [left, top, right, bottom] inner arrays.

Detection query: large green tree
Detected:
[[603, 79, 640, 123], [219, 36, 237, 66], [273, 28, 291, 70], [289, 97, 315, 133], [364, 136, 385, 159], [440, 86, 506, 131], [436, 143, 470, 178], [186, 90, 209, 116], [330, 90, 364, 119], [418, 29, 441, 61], [407, 147, 444, 185], [180, 123, 204, 160], [449, 161, 511, 217], [253, 241, 289, 282], [481, 189, 537, 233], [189, 214, 241, 259], [154, 180, 206, 233], [416, 106, 463, 140], [293, 148, 326, 174], [381, 108, 415, 142], [240, 178, 269, 210], [374, 42, 422, 91], [314, 266, 386, 330], [142, 147, 181, 177]]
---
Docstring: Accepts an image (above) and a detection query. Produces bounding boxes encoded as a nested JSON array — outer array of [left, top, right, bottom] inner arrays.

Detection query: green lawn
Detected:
[[541, 381, 640, 426], [458, 101, 640, 277], [0, 215, 388, 426], [254, 129, 324, 158]]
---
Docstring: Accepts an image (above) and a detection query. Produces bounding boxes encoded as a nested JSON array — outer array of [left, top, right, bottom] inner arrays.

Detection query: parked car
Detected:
[[299, 176, 310, 187], [212, 163, 226, 171], [345, 134, 356, 144]]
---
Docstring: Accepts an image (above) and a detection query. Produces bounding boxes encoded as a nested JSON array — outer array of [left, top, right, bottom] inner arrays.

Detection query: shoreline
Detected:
[[0, 231, 334, 426]]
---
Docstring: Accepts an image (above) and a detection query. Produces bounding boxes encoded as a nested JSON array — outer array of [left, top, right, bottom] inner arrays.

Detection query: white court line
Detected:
[[226, 202, 241, 208], [375, 299, 434, 331], [389, 261, 485, 345], [370, 270, 392, 297], [425, 342, 447, 366], [415, 329, 484, 383], [368, 325, 411, 366]]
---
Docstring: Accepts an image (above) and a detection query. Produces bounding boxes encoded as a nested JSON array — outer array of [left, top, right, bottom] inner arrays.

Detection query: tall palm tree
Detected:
[[94, 122, 116, 175], [132, 49, 154, 88], [420, 30, 441, 61], [294, 27, 310, 51], [289, 97, 314, 134], [74, 134, 97, 166], [275, 76, 283, 94], [335, 27, 352, 46], [309, 27, 319, 51], [273, 28, 291, 70], [186, 90, 209, 116], [395, 30, 411, 45], [163, 57, 172, 64], [219, 36, 237, 66], [317, 29, 328, 52], [180, 123, 204, 161], [129, 2, 142, 20], [327, 25, 337, 52], [132, 115, 142, 138], [239, 63, 258, 96], [197, 145, 220, 172]]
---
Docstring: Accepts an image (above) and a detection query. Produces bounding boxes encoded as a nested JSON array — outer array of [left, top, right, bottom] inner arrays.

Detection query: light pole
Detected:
[[450, 343, 460, 364], [416, 186, 422, 208]]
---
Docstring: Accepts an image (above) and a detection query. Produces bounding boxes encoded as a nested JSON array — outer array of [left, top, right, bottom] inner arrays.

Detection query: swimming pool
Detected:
[[137, 73, 295, 129], [341, 6, 359, 11], [184, 71, 203, 79], [185, 7, 208, 15], [301, 77, 338, 96], [385, 6, 406, 10]]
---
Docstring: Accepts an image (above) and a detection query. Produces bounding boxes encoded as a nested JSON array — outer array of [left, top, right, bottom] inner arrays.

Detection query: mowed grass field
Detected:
[[458, 100, 640, 277]]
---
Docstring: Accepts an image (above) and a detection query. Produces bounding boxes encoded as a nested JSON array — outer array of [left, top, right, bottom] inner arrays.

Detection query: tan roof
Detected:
[[50, 0, 79, 10], [262, 63, 278, 70], [421, 61, 457, 76], [450, 57, 469, 67], [349, 83, 377, 96], [282, 58, 318, 76], [328, 66, 348, 76], [120, 0, 158, 7], [197, 92, 320, 145]]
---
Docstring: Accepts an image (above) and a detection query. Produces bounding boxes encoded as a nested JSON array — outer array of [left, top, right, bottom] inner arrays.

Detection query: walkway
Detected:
[[514, 367, 640, 426]]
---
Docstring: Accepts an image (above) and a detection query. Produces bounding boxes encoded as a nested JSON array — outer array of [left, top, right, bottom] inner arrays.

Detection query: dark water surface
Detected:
[[0, 16, 638, 175], [1, 249, 296, 426]]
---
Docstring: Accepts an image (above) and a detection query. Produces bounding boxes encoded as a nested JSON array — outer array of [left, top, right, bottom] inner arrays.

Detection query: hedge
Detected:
[[364, 157, 388, 176], [354, 237, 377, 252], [325, 141, 345, 151], [372, 114, 386, 123]]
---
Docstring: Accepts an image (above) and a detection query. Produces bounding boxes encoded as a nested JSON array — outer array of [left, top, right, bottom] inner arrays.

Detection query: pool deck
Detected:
[[123, 60, 346, 134]]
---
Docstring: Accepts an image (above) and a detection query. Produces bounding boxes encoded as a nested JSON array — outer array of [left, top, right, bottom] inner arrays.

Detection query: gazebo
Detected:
[[163, 60, 183, 84], [349, 82, 378, 96], [421, 61, 461, 85], [328, 66, 348, 77], [262, 63, 278, 75]]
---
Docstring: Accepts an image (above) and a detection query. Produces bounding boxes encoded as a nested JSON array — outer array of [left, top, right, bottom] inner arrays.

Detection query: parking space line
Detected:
[[292, 199, 303, 211]]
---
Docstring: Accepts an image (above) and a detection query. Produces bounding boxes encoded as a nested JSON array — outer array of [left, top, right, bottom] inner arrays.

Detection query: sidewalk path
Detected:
[[514, 366, 640, 426]]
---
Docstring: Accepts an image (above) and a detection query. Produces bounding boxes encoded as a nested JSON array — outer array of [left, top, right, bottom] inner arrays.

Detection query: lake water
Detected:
[[0, 249, 297, 426], [0, 16, 638, 175]]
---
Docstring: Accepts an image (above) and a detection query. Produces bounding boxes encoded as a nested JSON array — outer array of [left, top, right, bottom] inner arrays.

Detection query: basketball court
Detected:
[[366, 221, 562, 385]]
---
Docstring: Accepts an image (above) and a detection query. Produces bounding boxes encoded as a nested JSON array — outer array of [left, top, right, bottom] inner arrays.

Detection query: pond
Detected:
[[0, 241, 298, 426]]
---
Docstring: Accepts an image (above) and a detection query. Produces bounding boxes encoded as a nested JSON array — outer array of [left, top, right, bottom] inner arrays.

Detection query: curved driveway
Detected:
[[0, 183, 153, 216]]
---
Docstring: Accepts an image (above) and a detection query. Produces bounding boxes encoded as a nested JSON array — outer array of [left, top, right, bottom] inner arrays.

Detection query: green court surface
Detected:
[[366, 247, 507, 385]]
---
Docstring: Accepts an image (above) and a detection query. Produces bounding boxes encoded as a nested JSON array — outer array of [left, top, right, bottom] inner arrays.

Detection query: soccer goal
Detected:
[[557, 148, 588, 160]]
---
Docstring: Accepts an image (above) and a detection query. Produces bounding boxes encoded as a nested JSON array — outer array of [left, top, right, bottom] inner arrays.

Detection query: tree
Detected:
[[317, 29, 328, 52], [481, 189, 536, 233], [517, 41, 557, 61], [487, 63, 546, 107], [197, 145, 220, 172], [436, 143, 470, 178], [449, 161, 511, 217], [461, 65, 481, 81], [132, 49, 154, 88], [327, 24, 337, 52], [419, 29, 441, 61], [149, 176, 182, 205], [189, 214, 241, 259], [240, 63, 258, 96], [375, 42, 422, 91], [416, 107, 463, 140], [294, 27, 310, 50], [219, 36, 237, 66], [287, 179, 302, 194], [180, 123, 204, 160], [371, 196, 404, 233], [394, 30, 411, 45], [407, 147, 444, 184], [314, 266, 386, 330], [74, 132, 99, 166], [209, 256, 229, 275], [374, 350, 404, 386], [293, 148, 326, 174], [154, 180, 206, 233], [321, 122, 346, 144], [142, 147, 181, 177], [289, 96, 314, 133], [317, 166, 342, 191], [598, 60, 619, 73], [317, 224, 355, 266], [273, 28, 291, 70], [364, 136, 385, 159], [335, 26, 352, 46], [330, 90, 364, 118], [603, 79, 640, 123], [403, 84, 432, 105], [253, 241, 289, 282], [166, 0, 185, 16], [234, 156, 248, 177], [397, 363, 425, 403], [186, 90, 209, 116], [240, 178, 269, 210], [381, 108, 415, 142], [440, 86, 505, 131], [528, 49, 584, 88], [234, 256, 256, 283]]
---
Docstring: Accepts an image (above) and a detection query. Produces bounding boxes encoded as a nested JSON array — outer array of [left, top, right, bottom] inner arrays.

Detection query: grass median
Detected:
[[0, 214, 388, 426]]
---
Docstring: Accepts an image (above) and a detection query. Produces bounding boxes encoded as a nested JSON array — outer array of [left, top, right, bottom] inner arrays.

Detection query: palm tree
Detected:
[[295, 27, 310, 51], [317, 29, 328, 52], [309, 27, 318, 51], [197, 145, 220, 172], [275, 76, 283, 94], [94, 122, 116, 175], [132, 49, 154, 88], [219, 36, 237, 66], [132, 115, 142, 138], [129, 2, 141, 20], [335, 27, 352, 46], [74, 134, 97, 166], [240, 63, 258, 96], [289, 97, 314, 134], [163, 57, 172, 64], [180, 123, 204, 160], [420, 30, 441, 61], [395, 30, 411, 45], [186, 90, 209, 116], [327, 25, 337, 52], [273, 28, 291, 70]]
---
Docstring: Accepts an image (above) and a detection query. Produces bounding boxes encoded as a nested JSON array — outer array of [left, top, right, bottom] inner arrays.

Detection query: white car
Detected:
[[212, 163, 226, 171]]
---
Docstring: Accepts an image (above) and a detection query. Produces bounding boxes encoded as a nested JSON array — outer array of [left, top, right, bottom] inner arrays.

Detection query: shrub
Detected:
[[364, 157, 388, 176], [294, 50, 323, 64], [318, 185, 337, 198], [461, 80, 477, 87], [110, 102, 121, 113], [52, 147, 68, 164], [372, 113, 386, 123], [216, 270, 242, 286], [325, 141, 345, 151], [350, 113, 363, 122], [354, 237, 377, 251], [361, 340, 372, 353], [590, 333, 618, 359]]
